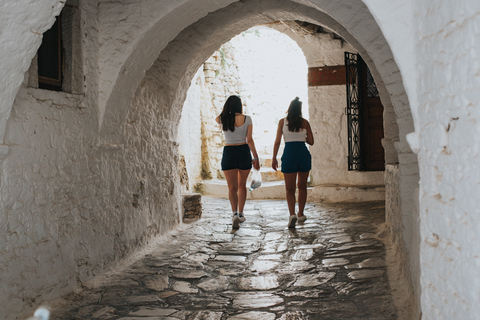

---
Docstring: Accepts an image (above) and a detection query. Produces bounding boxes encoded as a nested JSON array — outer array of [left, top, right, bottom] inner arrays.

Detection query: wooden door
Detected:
[[345, 52, 385, 171], [359, 57, 384, 171]]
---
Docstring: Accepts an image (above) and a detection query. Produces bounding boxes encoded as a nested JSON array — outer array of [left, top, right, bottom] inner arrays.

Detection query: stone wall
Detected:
[[411, 1, 480, 318], [178, 68, 204, 192], [1, 87, 93, 317], [1, 63, 181, 320], [179, 43, 244, 191], [0, 2, 179, 318], [383, 164, 417, 318]]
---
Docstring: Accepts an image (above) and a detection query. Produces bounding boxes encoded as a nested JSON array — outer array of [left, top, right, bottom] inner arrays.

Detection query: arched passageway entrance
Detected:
[[0, 1, 421, 319], [179, 24, 388, 203], [178, 26, 310, 192], [110, 2, 417, 317]]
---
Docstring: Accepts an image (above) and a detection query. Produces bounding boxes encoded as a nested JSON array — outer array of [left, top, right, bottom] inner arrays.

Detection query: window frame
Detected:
[[38, 16, 64, 91]]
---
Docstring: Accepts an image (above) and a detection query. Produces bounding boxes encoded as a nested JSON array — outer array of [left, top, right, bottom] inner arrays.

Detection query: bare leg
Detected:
[[237, 169, 251, 213], [223, 169, 239, 212], [283, 172, 297, 216], [297, 171, 310, 217]]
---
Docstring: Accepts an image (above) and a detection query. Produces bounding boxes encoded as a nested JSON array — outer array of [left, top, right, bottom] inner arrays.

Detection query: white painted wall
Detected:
[[1, 2, 180, 318], [411, 1, 480, 319], [0, 0, 65, 145], [178, 68, 204, 192]]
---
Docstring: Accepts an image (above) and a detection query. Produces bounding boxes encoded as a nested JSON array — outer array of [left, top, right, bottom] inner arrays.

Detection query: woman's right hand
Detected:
[[252, 158, 260, 171], [272, 158, 278, 171]]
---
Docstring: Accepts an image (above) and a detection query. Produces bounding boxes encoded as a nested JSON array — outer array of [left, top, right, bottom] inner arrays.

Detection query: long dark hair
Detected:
[[220, 95, 243, 132], [286, 97, 302, 132]]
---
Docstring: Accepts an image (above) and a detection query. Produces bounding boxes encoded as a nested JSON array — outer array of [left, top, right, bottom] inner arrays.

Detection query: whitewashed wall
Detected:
[[411, 1, 480, 319], [1, 78, 181, 319], [178, 68, 204, 192], [1, 1, 180, 318]]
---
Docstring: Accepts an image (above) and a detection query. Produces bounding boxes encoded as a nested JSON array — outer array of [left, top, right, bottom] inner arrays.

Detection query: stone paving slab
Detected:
[[51, 197, 397, 320]]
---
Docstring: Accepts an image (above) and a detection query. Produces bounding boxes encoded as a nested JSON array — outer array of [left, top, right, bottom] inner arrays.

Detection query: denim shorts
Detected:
[[281, 141, 311, 173], [221, 144, 252, 171]]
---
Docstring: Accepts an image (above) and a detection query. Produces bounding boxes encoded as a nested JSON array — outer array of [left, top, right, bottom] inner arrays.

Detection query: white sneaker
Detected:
[[238, 212, 246, 223], [232, 213, 240, 229], [288, 215, 297, 228], [297, 215, 307, 223]]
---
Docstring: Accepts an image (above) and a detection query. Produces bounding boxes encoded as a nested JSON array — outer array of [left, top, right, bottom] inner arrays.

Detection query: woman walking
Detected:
[[216, 95, 260, 229], [272, 97, 314, 228]]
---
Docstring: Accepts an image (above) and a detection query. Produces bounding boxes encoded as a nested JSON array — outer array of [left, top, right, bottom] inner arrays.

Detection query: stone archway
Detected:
[[106, 0, 418, 317]]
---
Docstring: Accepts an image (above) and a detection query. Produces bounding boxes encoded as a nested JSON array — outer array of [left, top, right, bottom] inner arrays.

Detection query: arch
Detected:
[[99, 0, 419, 317], [98, 0, 413, 146]]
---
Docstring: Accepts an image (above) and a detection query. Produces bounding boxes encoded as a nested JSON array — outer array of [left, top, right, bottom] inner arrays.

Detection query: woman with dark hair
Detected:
[[216, 95, 260, 229], [272, 97, 314, 228]]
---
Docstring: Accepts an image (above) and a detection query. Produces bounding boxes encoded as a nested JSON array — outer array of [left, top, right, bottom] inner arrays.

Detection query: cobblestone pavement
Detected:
[[52, 197, 397, 320]]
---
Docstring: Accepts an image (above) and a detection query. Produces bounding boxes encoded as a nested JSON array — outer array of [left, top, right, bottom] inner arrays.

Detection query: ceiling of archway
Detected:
[[98, 0, 406, 150]]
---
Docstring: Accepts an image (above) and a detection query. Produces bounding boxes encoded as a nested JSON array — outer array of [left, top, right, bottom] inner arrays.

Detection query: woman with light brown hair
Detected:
[[272, 97, 314, 228]]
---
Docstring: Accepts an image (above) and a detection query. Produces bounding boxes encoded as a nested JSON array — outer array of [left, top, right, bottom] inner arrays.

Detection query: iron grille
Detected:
[[366, 67, 379, 98], [345, 52, 364, 171]]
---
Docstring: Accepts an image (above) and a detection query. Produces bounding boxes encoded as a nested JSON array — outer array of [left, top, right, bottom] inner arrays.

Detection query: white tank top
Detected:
[[224, 115, 252, 144], [283, 117, 307, 142]]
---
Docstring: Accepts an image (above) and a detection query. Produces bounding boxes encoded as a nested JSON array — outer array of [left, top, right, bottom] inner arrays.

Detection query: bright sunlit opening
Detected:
[[228, 26, 309, 154]]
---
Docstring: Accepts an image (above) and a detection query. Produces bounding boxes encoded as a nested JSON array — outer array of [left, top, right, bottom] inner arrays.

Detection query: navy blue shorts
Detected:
[[281, 142, 311, 173], [221, 144, 252, 171]]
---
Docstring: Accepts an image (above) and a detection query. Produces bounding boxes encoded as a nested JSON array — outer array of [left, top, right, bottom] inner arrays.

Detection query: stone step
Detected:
[[252, 167, 284, 182], [309, 184, 385, 203], [198, 179, 306, 200], [259, 156, 273, 167], [258, 155, 282, 168], [197, 180, 385, 202]]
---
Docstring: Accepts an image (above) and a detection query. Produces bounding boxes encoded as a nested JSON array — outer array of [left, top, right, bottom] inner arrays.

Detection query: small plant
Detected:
[[216, 47, 229, 76], [241, 29, 261, 37]]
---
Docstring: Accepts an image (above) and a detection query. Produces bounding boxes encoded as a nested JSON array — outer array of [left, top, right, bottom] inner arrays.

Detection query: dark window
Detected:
[[38, 16, 63, 91]]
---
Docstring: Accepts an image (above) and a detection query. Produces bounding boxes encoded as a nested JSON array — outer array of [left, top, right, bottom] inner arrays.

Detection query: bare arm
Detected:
[[305, 120, 314, 145], [246, 123, 260, 170], [271, 119, 283, 171]]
